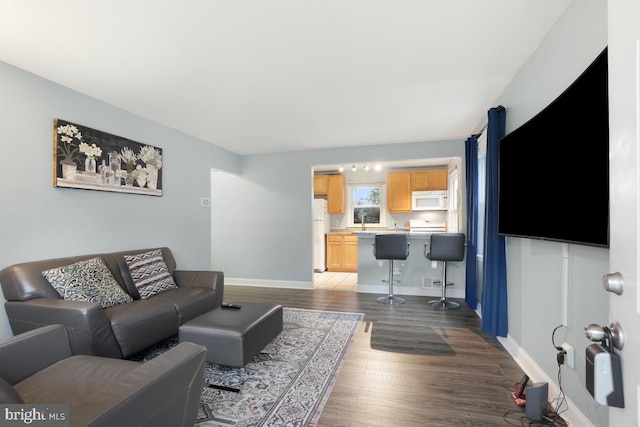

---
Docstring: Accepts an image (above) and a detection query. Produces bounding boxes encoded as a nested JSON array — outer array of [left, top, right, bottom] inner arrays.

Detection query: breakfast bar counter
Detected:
[[353, 232, 466, 299]]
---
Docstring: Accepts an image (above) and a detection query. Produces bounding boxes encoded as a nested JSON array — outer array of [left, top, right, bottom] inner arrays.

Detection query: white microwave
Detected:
[[411, 191, 448, 211]]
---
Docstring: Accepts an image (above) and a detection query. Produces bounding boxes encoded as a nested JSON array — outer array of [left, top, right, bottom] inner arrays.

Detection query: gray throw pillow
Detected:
[[124, 249, 178, 299], [42, 257, 133, 308]]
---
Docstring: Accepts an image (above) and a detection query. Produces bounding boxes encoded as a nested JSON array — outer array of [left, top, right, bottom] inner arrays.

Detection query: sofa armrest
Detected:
[[0, 325, 72, 384], [174, 270, 224, 305], [70, 342, 207, 427], [4, 299, 122, 358]]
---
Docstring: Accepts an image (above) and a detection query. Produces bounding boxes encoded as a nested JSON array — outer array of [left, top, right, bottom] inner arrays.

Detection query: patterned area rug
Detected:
[[132, 308, 363, 426]]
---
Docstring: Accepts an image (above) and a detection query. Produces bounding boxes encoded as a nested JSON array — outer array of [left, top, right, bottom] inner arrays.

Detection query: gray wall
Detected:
[[0, 61, 241, 339], [495, 0, 609, 423], [211, 141, 465, 285]]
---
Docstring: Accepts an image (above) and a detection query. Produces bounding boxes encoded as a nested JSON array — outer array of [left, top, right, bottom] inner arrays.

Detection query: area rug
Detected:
[[131, 308, 364, 426]]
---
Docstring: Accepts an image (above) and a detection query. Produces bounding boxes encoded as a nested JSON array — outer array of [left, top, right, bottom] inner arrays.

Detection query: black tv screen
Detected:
[[498, 47, 609, 248]]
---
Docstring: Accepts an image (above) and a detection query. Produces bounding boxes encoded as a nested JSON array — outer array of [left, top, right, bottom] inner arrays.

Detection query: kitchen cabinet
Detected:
[[388, 169, 448, 212], [326, 174, 345, 214], [411, 169, 448, 191], [313, 173, 344, 213], [314, 175, 328, 196], [343, 235, 359, 271], [387, 172, 412, 212], [427, 169, 448, 190], [326, 234, 358, 272]]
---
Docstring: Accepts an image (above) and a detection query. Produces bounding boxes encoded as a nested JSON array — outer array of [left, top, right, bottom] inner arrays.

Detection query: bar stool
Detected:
[[424, 233, 466, 309], [372, 233, 409, 305]]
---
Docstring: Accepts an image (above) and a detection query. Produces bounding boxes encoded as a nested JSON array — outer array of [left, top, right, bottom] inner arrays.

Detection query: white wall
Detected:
[[0, 61, 241, 340], [494, 0, 609, 424]]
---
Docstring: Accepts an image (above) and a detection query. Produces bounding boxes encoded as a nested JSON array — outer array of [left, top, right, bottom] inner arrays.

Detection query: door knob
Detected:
[[585, 322, 625, 350], [602, 272, 624, 295]]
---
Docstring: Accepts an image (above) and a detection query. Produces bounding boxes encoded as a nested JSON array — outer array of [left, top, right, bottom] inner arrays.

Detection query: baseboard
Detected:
[[356, 283, 465, 298], [227, 278, 465, 298], [226, 278, 312, 289], [498, 334, 595, 427]]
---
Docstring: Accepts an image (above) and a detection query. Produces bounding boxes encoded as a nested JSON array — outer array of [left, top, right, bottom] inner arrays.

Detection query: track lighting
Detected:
[[351, 164, 356, 172]]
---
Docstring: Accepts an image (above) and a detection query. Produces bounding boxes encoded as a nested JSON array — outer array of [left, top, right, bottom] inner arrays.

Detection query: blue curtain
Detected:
[[464, 135, 478, 309], [481, 106, 508, 337]]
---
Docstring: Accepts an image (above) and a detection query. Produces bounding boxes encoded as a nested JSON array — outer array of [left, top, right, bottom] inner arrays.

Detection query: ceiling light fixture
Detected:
[[364, 164, 370, 171], [338, 165, 344, 172], [351, 164, 357, 172], [374, 164, 382, 171]]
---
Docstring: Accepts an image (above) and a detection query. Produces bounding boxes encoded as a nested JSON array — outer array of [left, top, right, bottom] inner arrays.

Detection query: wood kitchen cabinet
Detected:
[[388, 169, 448, 212], [343, 235, 358, 271], [326, 174, 345, 214], [314, 175, 328, 196], [387, 172, 412, 212], [313, 173, 344, 213], [411, 169, 448, 191], [427, 169, 448, 190], [326, 234, 358, 272]]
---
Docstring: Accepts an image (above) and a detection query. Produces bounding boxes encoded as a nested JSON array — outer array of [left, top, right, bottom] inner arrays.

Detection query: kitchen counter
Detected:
[[351, 230, 432, 238], [328, 229, 435, 238]]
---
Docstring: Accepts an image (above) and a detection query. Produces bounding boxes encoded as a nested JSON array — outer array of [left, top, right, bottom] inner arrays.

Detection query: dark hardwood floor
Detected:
[[223, 285, 530, 426]]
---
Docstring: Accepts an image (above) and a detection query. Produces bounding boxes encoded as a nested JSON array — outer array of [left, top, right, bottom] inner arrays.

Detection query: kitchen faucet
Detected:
[[361, 213, 366, 231]]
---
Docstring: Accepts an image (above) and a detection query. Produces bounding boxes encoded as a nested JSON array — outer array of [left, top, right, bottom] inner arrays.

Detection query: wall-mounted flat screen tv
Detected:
[[498, 47, 609, 248]]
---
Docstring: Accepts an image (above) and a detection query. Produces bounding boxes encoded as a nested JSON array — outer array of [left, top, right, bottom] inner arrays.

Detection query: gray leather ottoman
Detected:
[[178, 301, 283, 388]]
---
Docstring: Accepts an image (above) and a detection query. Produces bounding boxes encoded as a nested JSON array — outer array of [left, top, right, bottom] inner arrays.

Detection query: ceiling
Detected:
[[0, 1, 571, 156]]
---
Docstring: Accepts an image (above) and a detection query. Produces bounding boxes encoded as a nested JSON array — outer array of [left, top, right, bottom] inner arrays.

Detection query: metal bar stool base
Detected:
[[377, 295, 406, 305], [428, 298, 460, 309]]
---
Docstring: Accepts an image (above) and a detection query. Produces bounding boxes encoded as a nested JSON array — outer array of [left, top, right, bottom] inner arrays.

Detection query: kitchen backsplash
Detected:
[[329, 210, 446, 231]]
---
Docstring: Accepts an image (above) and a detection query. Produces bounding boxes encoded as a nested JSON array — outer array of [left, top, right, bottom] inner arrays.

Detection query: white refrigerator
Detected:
[[313, 198, 330, 272]]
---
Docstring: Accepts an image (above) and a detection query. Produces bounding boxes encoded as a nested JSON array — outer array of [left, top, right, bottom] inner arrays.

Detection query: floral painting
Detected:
[[53, 119, 163, 196]]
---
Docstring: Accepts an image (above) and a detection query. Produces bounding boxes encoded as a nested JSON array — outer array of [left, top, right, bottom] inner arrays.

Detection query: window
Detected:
[[347, 183, 386, 227], [477, 133, 487, 260], [447, 165, 460, 232]]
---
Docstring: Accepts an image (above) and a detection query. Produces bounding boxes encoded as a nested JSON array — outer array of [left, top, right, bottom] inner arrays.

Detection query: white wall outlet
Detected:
[[561, 342, 575, 369], [393, 267, 401, 275]]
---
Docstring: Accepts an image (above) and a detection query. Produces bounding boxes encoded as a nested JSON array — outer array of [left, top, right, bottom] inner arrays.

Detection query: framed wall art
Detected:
[[53, 119, 163, 196]]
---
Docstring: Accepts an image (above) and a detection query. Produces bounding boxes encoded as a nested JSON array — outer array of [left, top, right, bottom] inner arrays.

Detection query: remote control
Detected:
[[221, 303, 241, 309]]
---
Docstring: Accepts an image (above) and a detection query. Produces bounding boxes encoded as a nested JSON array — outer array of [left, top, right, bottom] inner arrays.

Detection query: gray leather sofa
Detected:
[[0, 324, 207, 427], [0, 247, 224, 358]]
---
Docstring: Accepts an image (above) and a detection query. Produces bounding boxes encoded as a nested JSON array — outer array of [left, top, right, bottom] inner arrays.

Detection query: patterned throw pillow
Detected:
[[124, 249, 177, 299], [42, 257, 133, 309]]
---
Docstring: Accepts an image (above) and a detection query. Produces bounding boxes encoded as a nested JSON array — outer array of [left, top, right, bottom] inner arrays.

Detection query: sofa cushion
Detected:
[[147, 287, 217, 324], [14, 355, 139, 405], [42, 257, 133, 309], [0, 377, 24, 404], [124, 249, 177, 299], [105, 298, 179, 357]]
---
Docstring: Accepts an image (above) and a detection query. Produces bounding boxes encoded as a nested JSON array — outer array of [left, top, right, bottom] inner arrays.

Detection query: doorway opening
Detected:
[[313, 271, 358, 291]]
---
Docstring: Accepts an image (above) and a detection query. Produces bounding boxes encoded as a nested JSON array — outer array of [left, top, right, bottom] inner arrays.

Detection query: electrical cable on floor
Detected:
[[504, 326, 570, 426], [533, 325, 568, 426]]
